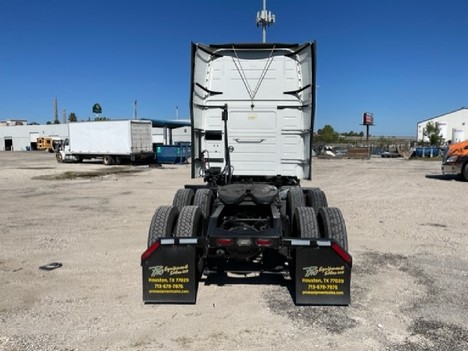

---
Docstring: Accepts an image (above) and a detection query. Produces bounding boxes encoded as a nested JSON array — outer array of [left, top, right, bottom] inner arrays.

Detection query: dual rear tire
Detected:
[[172, 188, 214, 219], [148, 187, 213, 247], [147, 205, 204, 247], [289, 187, 348, 251]]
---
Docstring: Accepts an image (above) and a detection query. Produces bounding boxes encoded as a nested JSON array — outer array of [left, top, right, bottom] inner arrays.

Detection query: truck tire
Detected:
[[318, 207, 348, 251], [55, 152, 63, 163], [306, 188, 328, 211], [103, 155, 114, 166], [172, 188, 195, 209], [193, 189, 214, 218], [293, 207, 320, 239], [147, 206, 179, 247], [463, 163, 468, 181], [287, 187, 305, 223], [174, 206, 203, 238]]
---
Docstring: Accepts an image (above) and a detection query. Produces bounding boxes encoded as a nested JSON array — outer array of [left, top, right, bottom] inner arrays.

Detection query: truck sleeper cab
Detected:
[[190, 42, 316, 183]]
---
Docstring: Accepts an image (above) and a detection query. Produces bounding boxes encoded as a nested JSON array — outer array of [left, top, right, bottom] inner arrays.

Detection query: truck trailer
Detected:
[[56, 120, 154, 165], [141, 42, 352, 305]]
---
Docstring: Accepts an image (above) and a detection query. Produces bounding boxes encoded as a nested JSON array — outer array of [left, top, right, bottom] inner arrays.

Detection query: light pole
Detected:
[[256, 0, 275, 43]]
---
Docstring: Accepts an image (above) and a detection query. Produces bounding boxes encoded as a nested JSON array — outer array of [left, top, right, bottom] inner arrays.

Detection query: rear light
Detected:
[[216, 238, 234, 246], [331, 242, 352, 266], [255, 238, 273, 247], [141, 242, 160, 263]]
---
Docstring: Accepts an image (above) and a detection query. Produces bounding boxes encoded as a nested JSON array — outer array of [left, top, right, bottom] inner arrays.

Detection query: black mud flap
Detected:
[[141, 238, 199, 304], [288, 239, 352, 306]]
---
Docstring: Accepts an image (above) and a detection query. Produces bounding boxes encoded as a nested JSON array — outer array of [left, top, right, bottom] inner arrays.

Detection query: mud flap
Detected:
[[291, 240, 352, 305], [142, 239, 199, 304]]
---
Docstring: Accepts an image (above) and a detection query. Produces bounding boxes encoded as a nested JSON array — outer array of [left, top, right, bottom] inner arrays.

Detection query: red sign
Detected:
[[363, 112, 374, 125]]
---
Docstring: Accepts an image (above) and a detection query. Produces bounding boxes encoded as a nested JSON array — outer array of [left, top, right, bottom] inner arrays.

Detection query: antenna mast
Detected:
[[256, 0, 275, 43]]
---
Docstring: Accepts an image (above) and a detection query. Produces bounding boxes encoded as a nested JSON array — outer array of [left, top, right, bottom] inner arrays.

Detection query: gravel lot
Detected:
[[1, 151, 467, 351]]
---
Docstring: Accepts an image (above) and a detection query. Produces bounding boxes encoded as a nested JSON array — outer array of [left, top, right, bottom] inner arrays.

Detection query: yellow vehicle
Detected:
[[37, 137, 63, 152], [442, 140, 468, 181]]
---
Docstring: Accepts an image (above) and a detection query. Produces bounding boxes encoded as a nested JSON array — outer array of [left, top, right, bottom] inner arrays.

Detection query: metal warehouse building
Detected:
[[0, 120, 191, 152], [417, 107, 468, 143], [0, 123, 68, 151]]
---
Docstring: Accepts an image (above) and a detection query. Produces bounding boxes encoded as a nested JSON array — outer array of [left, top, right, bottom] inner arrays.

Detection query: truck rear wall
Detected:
[[190, 42, 316, 180]]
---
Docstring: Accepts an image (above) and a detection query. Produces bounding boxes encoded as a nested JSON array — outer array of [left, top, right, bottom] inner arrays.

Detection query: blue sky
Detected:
[[1, 0, 467, 136]]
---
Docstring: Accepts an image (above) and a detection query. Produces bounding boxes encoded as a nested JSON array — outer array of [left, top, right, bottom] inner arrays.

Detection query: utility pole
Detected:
[[134, 99, 138, 120], [256, 0, 275, 43], [53, 97, 59, 124]]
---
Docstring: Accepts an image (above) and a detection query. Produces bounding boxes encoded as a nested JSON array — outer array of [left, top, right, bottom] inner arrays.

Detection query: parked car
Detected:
[[381, 151, 401, 158]]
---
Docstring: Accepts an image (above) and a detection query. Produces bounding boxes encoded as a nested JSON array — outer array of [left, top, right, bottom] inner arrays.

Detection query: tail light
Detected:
[[331, 242, 352, 266], [141, 242, 160, 263], [216, 238, 234, 246], [255, 239, 273, 247]]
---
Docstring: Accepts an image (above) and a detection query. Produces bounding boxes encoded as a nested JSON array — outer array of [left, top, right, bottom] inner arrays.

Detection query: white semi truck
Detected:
[[141, 42, 352, 305], [56, 120, 154, 165]]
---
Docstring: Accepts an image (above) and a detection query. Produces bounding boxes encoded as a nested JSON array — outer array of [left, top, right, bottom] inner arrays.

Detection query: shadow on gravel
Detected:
[[32, 167, 145, 180], [425, 174, 464, 181], [203, 272, 289, 287], [203, 272, 298, 305]]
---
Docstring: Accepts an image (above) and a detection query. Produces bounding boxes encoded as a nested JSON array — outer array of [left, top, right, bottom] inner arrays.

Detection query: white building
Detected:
[[417, 107, 468, 143], [0, 124, 69, 151]]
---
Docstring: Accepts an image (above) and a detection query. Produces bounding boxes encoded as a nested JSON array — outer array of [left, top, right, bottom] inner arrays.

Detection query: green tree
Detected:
[[423, 122, 443, 146], [68, 113, 77, 122], [343, 130, 361, 137], [316, 124, 338, 143]]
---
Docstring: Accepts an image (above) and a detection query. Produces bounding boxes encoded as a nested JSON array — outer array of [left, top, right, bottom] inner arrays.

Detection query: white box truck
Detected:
[[141, 42, 352, 306], [56, 120, 154, 165]]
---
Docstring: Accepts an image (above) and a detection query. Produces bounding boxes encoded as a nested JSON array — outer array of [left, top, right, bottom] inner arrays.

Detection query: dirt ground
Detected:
[[1, 151, 467, 351]]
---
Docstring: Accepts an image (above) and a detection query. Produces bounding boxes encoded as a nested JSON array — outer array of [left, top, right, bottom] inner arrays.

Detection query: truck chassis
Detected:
[[141, 180, 352, 305]]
